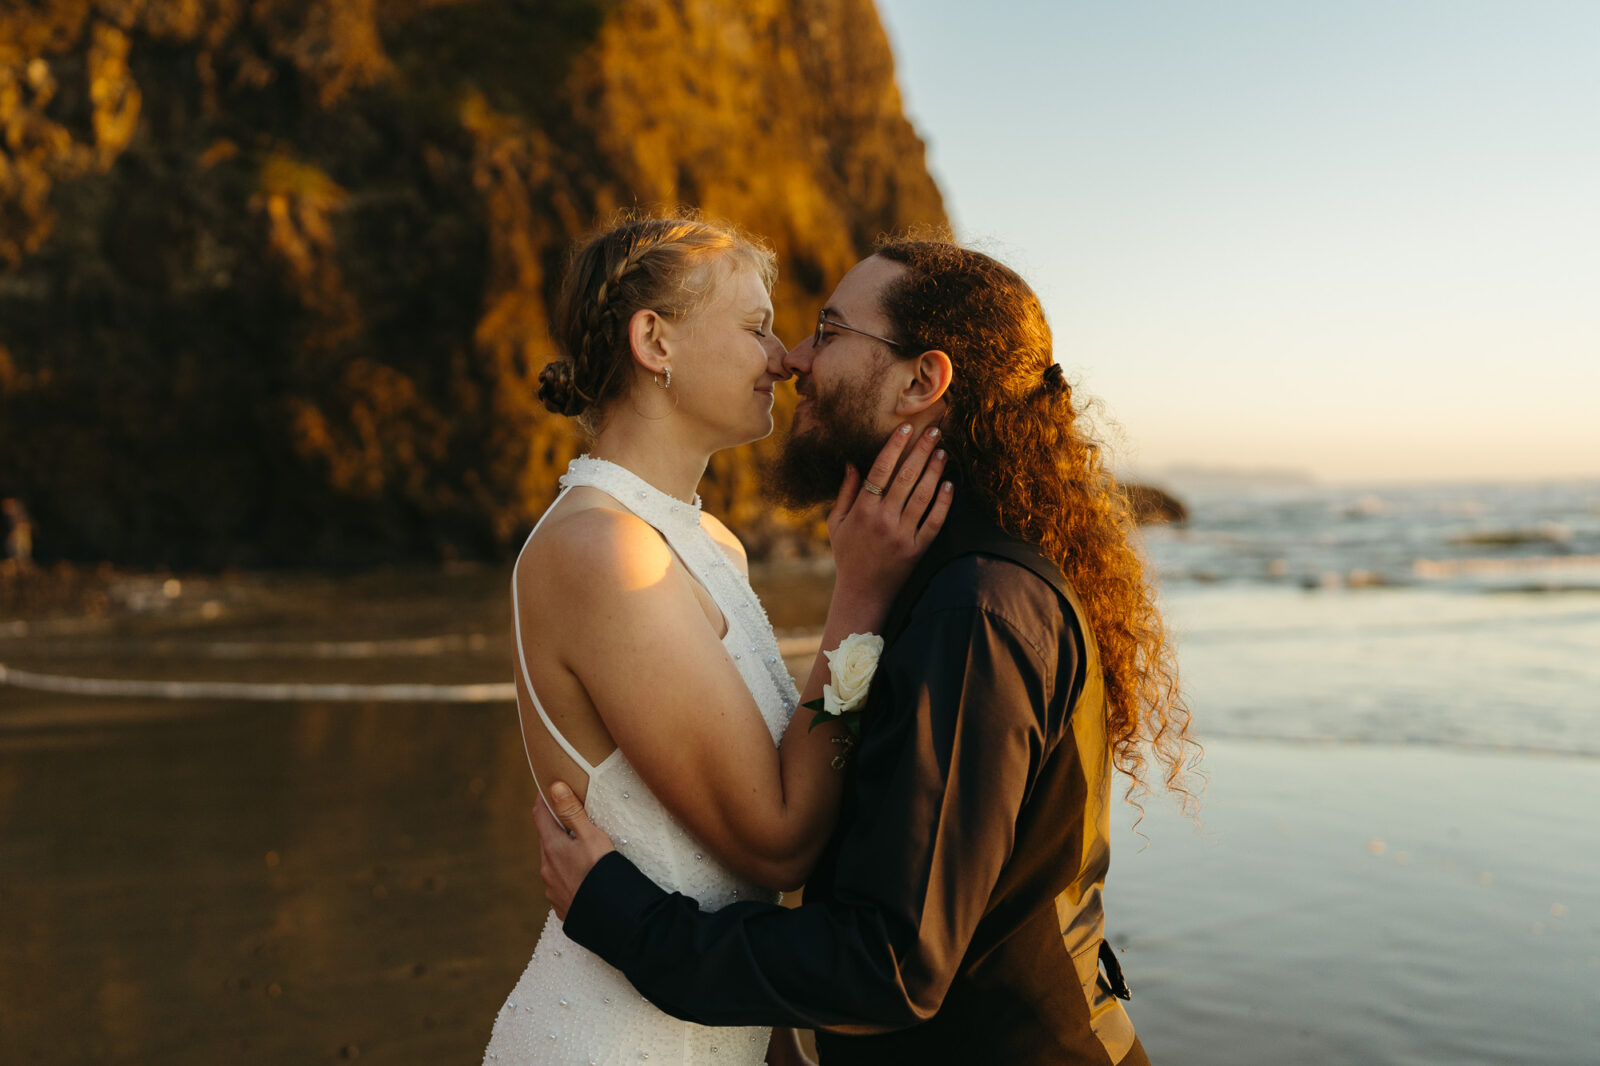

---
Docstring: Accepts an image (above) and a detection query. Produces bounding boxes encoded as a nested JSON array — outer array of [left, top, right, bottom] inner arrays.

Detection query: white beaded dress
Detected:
[[484, 457, 799, 1066]]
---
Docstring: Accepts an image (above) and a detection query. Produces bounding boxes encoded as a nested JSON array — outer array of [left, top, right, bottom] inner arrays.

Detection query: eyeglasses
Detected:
[[814, 309, 905, 351]]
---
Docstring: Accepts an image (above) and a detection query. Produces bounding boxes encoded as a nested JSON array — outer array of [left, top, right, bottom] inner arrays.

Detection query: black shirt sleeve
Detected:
[[562, 584, 1065, 1032]]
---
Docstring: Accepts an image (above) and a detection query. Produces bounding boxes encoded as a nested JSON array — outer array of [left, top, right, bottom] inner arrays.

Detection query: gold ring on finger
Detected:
[[863, 482, 886, 496]]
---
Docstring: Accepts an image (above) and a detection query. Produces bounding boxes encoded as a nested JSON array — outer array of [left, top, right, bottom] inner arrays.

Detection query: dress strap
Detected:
[[510, 487, 597, 786]]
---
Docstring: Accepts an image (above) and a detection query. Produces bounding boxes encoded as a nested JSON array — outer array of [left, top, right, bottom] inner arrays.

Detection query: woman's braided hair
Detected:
[[541, 213, 777, 434]]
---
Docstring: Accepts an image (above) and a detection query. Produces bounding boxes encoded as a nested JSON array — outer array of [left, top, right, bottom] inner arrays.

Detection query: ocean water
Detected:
[[1141, 478, 1600, 592], [1139, 478, 1600, 756], [1110, 477, 1600, 1065]]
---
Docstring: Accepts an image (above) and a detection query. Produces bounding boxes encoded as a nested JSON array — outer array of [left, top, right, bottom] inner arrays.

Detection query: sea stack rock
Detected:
[[1126, 484, 1189, 526], [0, 0, 946, 566]]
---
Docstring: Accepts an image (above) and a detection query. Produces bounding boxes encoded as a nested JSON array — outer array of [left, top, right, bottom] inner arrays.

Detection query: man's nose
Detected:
[[782, 334, 815, 376]]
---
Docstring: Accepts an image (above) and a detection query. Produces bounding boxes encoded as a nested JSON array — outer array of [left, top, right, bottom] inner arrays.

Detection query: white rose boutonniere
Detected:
[[805, 632, 884, 768]]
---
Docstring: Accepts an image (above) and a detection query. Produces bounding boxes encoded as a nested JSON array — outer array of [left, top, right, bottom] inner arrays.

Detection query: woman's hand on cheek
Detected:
[[826, 424, 952, 610]]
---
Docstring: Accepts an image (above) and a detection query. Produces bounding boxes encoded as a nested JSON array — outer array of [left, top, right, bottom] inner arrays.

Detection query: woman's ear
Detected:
[[627, 307, 672, 375], [893, 348, 953, 417]]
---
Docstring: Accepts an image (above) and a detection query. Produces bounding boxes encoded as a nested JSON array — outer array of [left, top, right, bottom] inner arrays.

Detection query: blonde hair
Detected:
[[541, 212, 777, 433]]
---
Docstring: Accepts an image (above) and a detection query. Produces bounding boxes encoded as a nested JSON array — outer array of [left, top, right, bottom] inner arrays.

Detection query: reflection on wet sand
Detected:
[[0, 563, 831, 1064], [3, 696, 547, 1062]]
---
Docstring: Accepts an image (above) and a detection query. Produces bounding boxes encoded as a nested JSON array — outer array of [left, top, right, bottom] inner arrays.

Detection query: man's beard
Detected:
[[766, 381, 887, 509]]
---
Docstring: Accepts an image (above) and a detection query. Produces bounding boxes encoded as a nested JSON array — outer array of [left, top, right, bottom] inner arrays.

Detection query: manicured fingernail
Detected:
[[941, 481, 953, 493], [926, 427, 939, 440], [898, 423, 912, 435], [934, 449, 946, 461]]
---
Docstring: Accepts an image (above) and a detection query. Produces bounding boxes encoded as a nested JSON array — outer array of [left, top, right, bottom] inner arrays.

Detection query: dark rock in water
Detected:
[[0, 0, 945, 566], [1449, 525, 1572, 549], [1126, 484, 1189, 526]]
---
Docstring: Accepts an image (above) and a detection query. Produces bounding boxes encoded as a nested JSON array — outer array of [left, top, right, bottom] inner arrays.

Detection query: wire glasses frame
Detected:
[[814, 309, 905, 351]]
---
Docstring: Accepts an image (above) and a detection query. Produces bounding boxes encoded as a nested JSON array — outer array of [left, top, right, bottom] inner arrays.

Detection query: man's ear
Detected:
[[892, 348, 953, 417], [627, 307, 673, 375]]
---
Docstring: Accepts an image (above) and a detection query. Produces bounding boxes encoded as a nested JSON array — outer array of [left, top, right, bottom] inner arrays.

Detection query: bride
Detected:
[[483, 215, 951, 1066]]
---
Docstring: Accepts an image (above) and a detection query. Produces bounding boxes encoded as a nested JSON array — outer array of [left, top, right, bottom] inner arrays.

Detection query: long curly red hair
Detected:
[[875, 239, 1199, 805]]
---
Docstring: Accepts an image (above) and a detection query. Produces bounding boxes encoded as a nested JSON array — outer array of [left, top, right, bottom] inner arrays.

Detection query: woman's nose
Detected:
[[765, 334, 793, 379]]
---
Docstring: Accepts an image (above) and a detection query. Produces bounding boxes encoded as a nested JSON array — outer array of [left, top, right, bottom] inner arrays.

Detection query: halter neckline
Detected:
[[561, 456, 704, 529]]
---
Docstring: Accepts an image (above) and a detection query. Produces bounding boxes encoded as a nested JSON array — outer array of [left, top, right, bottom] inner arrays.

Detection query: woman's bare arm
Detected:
[[533, 427, 949, 890]]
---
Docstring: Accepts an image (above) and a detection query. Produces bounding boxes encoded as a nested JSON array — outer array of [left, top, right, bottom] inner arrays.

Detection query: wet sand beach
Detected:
[[0, 563, 827, 1064], [1, 694, 541, 1063], [3, 564, 1598, 1064], [1110, 740, 1600, 1066]]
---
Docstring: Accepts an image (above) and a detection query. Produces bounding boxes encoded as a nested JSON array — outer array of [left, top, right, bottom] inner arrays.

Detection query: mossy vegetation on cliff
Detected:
[[0, 0, 945, 566]]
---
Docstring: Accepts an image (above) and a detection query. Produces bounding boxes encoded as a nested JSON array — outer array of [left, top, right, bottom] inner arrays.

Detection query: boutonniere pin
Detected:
[[805, 632, 884, 769]]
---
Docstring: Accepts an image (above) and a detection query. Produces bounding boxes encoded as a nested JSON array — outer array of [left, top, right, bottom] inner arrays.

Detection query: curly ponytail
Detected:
[[875, 239, 1200, 809]]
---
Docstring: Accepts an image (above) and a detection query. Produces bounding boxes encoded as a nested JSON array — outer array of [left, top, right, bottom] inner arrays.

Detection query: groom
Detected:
[[536, 241, 1154, 1066]]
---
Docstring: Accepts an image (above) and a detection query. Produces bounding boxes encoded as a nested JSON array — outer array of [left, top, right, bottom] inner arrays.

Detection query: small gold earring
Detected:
[[655, 367, 671, 390]]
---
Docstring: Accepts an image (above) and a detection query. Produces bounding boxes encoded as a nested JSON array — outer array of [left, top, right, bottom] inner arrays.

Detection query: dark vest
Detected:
[[813, 501, 1139, 1065]]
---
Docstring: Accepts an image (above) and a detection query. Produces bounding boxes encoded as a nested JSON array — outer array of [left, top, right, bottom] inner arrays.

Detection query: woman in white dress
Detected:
[[483, 216, 952, 1066]]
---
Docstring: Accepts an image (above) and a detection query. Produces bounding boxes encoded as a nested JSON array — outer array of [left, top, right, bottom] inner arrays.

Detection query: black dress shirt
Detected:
[[563, 498, 1148, 1065]]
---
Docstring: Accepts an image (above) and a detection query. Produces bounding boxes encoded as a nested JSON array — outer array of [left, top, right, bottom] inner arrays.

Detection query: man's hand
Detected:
[[533, 781, 616, 921]]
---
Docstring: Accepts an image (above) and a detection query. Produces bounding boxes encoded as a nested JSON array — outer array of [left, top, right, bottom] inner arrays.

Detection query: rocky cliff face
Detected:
[[0, 0, 945, 566]]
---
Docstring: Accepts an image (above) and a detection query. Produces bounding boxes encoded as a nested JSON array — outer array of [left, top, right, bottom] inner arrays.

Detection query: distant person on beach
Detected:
[[2, 498, 33, 567], [483, 215, 952, 1066], [535, 238, 1195, 1065]]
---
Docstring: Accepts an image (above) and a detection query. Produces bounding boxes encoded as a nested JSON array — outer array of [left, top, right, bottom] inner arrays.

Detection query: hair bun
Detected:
[[537, 359, 589, 417]]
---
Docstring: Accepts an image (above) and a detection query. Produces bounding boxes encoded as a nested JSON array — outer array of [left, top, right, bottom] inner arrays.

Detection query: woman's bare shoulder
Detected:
[[518, 494, 676, 593]]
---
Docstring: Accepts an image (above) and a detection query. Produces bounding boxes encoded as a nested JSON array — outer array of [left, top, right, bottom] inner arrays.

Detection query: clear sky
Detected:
[[874, 0, 1599, 484]]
